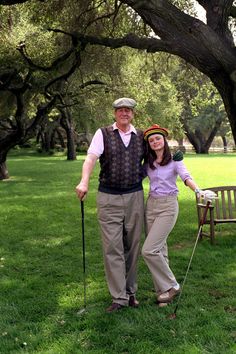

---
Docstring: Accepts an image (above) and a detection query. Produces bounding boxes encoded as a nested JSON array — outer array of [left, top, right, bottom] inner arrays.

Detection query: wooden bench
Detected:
[[196, 186, 236, 244]]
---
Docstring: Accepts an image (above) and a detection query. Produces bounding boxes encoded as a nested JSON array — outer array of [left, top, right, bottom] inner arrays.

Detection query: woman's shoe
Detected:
[[158, 302, 168, 307], [157, 287, 180, 303]]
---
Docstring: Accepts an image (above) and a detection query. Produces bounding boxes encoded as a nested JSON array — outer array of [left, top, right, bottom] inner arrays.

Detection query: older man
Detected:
[[75, 97, 145, 312]]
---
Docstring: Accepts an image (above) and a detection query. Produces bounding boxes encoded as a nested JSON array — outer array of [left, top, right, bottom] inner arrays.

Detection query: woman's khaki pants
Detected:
[[142, 195, 179, 295], [97, 190, 144, 306]]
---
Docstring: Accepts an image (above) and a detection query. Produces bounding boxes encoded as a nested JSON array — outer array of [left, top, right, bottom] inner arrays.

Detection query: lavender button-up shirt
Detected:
[[146, 160, 192, 197]]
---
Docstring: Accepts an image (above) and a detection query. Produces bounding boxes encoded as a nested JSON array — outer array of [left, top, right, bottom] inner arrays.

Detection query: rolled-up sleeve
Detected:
[[175, 161, 192, 183]]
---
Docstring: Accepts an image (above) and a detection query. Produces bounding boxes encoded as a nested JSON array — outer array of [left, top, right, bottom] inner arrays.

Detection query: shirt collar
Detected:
[[112, 122, 137, 135]]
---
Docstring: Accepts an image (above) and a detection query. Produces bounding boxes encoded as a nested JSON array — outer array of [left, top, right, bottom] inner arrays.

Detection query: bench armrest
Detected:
[[197, 203, 214, 209]]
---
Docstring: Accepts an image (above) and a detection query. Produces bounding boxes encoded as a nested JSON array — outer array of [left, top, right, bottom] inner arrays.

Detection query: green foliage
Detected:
[[0, 4, 64, 69], [173, 63, 229, 139], [0, 0, 232, 148], [0, 151, 235, 353], [0, 1, 123, 143], [145, 74, 183, 136], [112, 50, 183, 135], [190, 87, 226, 135], [171, 0, 196, 14]]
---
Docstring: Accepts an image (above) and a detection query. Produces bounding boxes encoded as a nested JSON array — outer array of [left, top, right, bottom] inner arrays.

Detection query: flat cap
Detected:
[[112, 97, 137, 109]]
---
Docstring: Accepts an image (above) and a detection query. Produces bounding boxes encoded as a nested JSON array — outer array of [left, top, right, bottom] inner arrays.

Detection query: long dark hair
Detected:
[[144, 137, 172, 169]]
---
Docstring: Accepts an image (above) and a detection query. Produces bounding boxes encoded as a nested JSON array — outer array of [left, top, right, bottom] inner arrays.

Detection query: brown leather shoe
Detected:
[[129, 295, 139, 308], [106, 303, 124, 313]]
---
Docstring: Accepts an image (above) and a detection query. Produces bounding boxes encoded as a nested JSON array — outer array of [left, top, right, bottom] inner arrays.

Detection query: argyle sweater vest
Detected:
[[98, 126, 144, 194]]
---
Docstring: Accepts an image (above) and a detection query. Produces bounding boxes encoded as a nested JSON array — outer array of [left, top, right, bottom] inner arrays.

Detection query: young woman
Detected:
[[142, 124, 201, 306]]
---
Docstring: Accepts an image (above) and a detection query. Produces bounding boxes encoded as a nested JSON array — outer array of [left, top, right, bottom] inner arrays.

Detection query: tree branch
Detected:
[[230, 5, 236, 18], [84, 0, 122, 32], [0, 69, 18, 90], [0, 119, 16, 131], [0, 0, 28, 4], [78, 32, 170, 52], [17, 40, 75, 72], [44, 49, 82, 96], [79, 79, 107, 89], [0, 0, 44, 4], [76, 32, 221, 75], [24, 95, 58, 140]]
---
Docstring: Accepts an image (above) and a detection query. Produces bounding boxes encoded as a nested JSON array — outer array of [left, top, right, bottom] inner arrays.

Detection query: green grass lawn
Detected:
[[0, 150, 236, 354]]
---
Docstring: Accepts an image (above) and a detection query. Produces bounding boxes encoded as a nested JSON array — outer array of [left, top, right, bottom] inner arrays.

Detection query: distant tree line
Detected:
[[0, 0, 235, 179]]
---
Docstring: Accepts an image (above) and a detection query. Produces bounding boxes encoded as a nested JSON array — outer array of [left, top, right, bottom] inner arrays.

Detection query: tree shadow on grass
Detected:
[[0, 155, 235, 353]]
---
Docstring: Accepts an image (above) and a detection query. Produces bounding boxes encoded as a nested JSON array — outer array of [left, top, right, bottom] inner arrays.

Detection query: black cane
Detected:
[[169, 201, 211, 319], [78, 200, 86, 314]]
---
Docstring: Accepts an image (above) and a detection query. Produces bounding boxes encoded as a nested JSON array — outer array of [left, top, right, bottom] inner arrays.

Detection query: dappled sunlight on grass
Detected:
[[2, 176, 35, 182], [0, 151, 235, 353]]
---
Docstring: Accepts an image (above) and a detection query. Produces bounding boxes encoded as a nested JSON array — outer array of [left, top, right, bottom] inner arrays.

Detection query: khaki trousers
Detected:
[[142, 195, 179, 295], [97, 190, 144, 306]]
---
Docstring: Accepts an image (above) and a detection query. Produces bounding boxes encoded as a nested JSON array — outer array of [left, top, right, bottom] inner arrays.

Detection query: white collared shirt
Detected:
[[87, 122, 137, 158]]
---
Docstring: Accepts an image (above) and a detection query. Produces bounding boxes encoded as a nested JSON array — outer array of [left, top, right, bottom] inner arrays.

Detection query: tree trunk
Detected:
[[44, 131, 51, 152], [0, 150, 9, 180], [55, 128, 66, 148], [60, 108, 77, 161], [176, 138, 186, 153], [66, 127, 77, 160], [50, 130, 55, 150], [221, 135, 227, 153], [0, 161, 9, 180], [0, 128, 23, 179], [211, 74, 236, 146]]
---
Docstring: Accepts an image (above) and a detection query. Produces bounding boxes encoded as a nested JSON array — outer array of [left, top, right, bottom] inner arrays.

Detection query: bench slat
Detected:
[[214, 219, 236, 223], [234, 190, 236, 213], [228, 190, 233, 219], [221, 190, 227, 219], [215, 192, 220, 219], [196, 185, 236, 244]]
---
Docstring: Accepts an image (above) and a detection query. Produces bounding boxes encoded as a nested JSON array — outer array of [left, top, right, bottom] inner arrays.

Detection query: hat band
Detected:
[[144, 129, 167, 140]]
